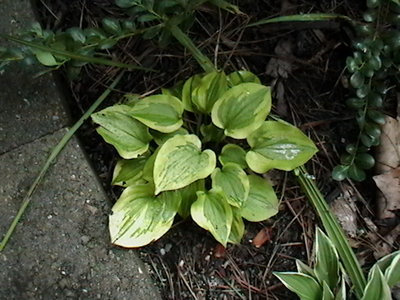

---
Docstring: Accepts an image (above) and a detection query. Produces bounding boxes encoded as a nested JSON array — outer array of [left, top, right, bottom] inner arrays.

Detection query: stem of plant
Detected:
[[168, 24, 367, 297], [167, 24, 216, 74], [0, 71, 124, 252]]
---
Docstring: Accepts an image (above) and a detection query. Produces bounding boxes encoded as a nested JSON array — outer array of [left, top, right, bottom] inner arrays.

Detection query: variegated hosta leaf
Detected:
[[109, 183, 181, 248], [91, 105, 152, 159], [154, 134, 216, 194], [142, 148, 159, 182], [130, 94, 184, 133], [246, 121, 318, 173], [361, 265, 392, 300], [150, 128, 189, 146], [376, 250, 400, 288], [192, 71, 227, 113], [228, 208, 245, 244], [240, 174, 279, 222], [211, 83, 271, 139], [314, 228, 340, 291], [176, 179, 205, 219], [190, 189, 233, 246], [274, 272, 322, 300], [112, 157, 147, 187], [211, 163, 249, 208], [182, 74, 202, 112], [227, 70, 261, 86], [322, 282, 335, 300], [218, 144, 247, 169]]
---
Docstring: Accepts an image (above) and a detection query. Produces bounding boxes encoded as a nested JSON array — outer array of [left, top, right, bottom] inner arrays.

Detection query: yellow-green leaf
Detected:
[[130, 94, 184, 133], [228, 208, 245, 244], [219, 144, 247, 169], [211, 163, 249, 208], [227, 70, 261, 86], [211, 83, 271, 139], [153, 134, 216, 194], [109, 183, 181, 248], [240, 175, 279, 222], [112, 157, 147, 187], [191, 189, 233, 246], [192, 71, 227, 113], [246, 121, 318, 173], [92, 105, 152, 159], [274, 272, 322, 300]]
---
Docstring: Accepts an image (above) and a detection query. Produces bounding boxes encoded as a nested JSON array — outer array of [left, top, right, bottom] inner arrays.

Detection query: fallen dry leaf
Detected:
[[374, 114, 400, 219], [213, 243, 226, 259], [252, 227, 272, 248], [373, 167, 400, 219]]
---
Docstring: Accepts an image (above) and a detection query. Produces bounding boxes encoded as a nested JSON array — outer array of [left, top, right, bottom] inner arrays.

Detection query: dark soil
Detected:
[[33, 0, 399, 299]]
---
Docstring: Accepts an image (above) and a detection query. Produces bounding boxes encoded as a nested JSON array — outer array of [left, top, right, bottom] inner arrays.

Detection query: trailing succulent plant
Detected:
[[91, 70, 317, 247], [333, 0, 400, 181]]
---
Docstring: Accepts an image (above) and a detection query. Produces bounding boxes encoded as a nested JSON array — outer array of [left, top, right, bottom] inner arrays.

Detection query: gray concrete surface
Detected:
[[0, 0, 162, 299]]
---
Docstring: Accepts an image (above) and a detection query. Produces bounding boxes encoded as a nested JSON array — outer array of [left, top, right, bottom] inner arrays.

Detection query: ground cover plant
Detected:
[[1, 0, 400, 298]]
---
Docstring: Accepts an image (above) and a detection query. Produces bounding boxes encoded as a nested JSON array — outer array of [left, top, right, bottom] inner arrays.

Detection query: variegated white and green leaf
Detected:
[[361, 265, 391, 300], [92, 104, 152, 159], [150, 127, 189, 146], [335, 277, 347, 300], [322, 282, 335, 300], [130, 94, 184, 133], [274, 272, 322, 300], [240, 175, 279, 222], [246, 121, 318, 173], [112, 157, 148, 187], [211, 83, 271, 139], [177, 179, 205, 219], [109, 183, 181, 248], [192, 71, 227, 113], [142, 148, 159, 182], [227, 70, 261, 86], [219, 144, 248, 169], [191, 189, 233, 246], [381, 250, 400, 287], [154, 134, 216, 194], [211, 163, 249, 208], [315, 228, 340, 291], [296, 260, 316, 278], [228, 208, 245, 244]]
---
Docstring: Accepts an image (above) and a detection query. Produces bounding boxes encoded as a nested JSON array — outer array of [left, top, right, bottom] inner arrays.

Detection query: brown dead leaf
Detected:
[[252, 227, 272, 248], [373, 167, 400, 219], [374, 115, 400, 219], [375, 116, 400, 173], [213, 244, 226, 259]]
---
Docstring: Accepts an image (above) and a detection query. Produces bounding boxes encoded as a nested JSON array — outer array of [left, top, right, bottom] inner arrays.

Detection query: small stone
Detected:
[[80, 235, 90, 244]]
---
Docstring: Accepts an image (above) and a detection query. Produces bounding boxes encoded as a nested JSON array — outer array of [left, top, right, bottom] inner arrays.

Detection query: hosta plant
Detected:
[[276, 228, 400, 300], [91, 70, 318, 247]]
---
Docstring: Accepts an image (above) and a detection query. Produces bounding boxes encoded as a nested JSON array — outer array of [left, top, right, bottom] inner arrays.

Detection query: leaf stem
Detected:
[[0, 72, 124, 252], [167, 24, 216, 73], [0, 34, 154, 72]]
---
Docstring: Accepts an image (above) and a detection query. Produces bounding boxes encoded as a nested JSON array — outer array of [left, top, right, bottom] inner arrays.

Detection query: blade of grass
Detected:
[[247, 13, 353, 28], [0, 34, 154, 72], [296, 166, 366, 298], [0, 71, 124, 252], [167, 24, 215, 73]]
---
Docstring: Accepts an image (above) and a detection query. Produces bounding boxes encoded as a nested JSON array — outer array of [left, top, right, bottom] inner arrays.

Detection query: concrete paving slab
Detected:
[[0, 129, 161, 299], [0, 0, 69, 153]]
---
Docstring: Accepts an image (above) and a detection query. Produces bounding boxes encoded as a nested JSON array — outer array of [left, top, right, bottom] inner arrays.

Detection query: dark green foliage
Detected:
[[334, 0, 400, 182]]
